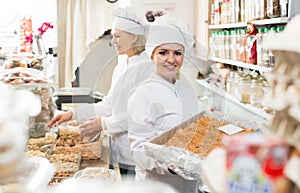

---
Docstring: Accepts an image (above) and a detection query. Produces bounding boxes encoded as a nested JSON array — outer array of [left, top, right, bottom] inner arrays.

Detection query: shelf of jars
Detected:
[[207, 56, 273, 73], [208, 17, 289, 29], [196, 79, 272, 120]]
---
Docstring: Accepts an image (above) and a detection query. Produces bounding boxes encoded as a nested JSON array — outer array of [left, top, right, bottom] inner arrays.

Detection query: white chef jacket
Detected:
[[128, 73, 200, 193], [74, 51, 154, 166]]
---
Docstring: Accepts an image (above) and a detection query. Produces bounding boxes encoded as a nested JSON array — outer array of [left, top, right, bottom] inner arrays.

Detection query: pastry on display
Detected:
[[73, 167, 116, 181], [165, 116, 253, 156], [262, 14, 300, 191], [0, 68, 55, 138]]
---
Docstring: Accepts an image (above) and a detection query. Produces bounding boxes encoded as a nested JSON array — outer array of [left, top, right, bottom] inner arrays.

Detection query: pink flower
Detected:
[[38, 22, 54, 36], [25, 34, 33, 44]]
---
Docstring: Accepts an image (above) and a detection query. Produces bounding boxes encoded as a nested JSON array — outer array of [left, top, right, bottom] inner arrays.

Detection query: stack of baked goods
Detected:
[[164, 116, 253, 157], [255, 14, 300, 192], [0, 67, 55, 138], [53, 122, 102, 159]]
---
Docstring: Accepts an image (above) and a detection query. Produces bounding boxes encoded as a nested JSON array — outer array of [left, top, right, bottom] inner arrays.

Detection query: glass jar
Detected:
[[238, 76, 251, 104], [267, 0, 281, 18], [226, 71, 234, 93], [230, 72, 240, 98], [250, 79, 264, 108], [262, 83, 275, 114]]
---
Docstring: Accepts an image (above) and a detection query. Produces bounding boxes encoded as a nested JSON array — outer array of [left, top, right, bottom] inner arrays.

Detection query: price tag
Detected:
[[218, 124, 244, 135]]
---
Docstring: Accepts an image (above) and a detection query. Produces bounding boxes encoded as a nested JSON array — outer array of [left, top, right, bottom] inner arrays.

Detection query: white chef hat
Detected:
[[112, 7, 145, 35], [145, 15, 195, 58]]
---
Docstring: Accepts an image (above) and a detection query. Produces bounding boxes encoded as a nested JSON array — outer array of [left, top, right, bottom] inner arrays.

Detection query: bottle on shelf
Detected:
[[209, 31, 216, 57], [268, 27, 277, 67], [235, 29, 241, 61], [213, 0, 221, 25], [262, 28, 270, 66], [280, 0, 289, 17], [260, 0, 268, 19], [211, 4, 215, 25], [256, 28, 265, 66], [239, 29, 247, 63], [267, 0, 281, 18], [219, 31, 225, 58], [230, 30, 237, 60], [240, 0, 246, 22], [244, 0, 249, 22], [224, 30, 230, 59], [221, 0, 230, 24], [230, 0, 240, 23]]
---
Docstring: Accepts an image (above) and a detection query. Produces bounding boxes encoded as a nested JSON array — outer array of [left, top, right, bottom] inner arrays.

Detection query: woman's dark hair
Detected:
[[145, 10, 165, 22]]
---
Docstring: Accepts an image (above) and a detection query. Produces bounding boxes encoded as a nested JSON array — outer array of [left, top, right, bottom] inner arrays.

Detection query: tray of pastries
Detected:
[[48, 151, 82, 185], [53, 122, 102, 160]]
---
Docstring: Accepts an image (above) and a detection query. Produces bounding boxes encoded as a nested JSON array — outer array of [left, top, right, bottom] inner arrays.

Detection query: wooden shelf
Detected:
[[209, 17, 289, 29], [196, 79, 272, 120], [208, 56, 273, 73]]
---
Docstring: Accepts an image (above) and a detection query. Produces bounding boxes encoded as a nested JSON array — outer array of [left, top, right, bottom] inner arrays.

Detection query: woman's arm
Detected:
[[127, 87, 168, 171]]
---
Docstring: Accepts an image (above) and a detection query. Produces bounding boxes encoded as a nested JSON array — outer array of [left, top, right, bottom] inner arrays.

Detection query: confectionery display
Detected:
[[261, 15, 300, 192], [2, 3, 300, 193], [165, 116, 254, 156], [0, 68, 56, 138], [73, 167, 116, 181]]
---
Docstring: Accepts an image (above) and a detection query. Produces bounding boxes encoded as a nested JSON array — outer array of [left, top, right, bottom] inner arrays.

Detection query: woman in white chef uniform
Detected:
[[127, 15, 200, 193], [48, 8, 153, 175]]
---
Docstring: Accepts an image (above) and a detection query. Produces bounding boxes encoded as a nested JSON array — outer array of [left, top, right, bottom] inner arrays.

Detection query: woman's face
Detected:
[[111, 29, 137, 56], [152, 43, 184, 83]]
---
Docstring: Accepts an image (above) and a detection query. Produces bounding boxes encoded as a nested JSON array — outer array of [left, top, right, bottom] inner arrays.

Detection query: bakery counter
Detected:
[[26, 128, 119, 185]]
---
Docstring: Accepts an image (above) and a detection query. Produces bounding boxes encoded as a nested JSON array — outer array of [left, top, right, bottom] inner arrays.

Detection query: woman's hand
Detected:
[[167, 163, 178, 175], [47, 111, 73, 127], [79, 117, 102, 139]]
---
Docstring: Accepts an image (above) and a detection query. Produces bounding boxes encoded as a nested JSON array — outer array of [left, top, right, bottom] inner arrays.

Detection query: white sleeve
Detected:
[[101, 114, 125, 135], [127, 89, 165, 171], [73, 90, 112, 122], [73, 60, 125, 122]]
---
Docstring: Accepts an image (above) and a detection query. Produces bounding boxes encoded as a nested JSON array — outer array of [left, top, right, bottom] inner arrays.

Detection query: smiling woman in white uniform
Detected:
[[48, 8, 153, 175], [127, 15, 200, 193]]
